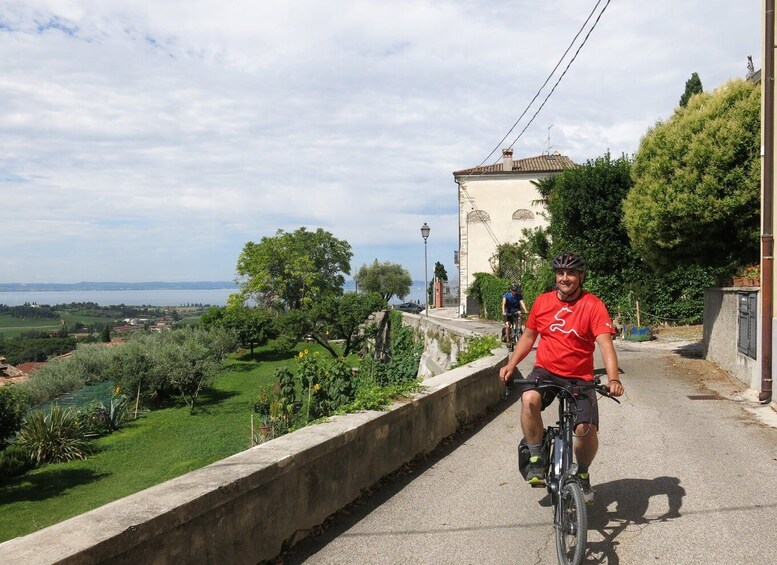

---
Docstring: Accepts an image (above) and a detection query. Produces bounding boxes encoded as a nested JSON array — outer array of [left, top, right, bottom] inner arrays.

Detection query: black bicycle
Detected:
[[517, 377, 620, 565], [505, 312, 522, 352]]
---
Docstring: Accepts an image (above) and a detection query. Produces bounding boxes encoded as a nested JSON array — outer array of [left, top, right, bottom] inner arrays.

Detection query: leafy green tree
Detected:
[[285, 293, 386, 358], [199, 306, 226, 328], [355, 260, 412, 302], [225, 307, 277, 358], [490, 242, 531, 280], [546, 152, 636, 276], [533, 153, 646, 310], [625, 79, 760, 271], [235, 227, 352, 310], [202, 304, 276, 358], [157, 338, 218, 415], [679, 72, 703, 107]]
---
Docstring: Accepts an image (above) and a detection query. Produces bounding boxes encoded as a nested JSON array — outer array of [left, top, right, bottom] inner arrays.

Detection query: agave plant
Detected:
[[81, 394, 130, 437], [17, 405, 91, 465], [103, 395, 130, 431]]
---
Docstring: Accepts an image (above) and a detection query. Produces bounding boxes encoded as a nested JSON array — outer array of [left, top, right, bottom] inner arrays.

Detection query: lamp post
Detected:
[[421, 222, 430, 317]]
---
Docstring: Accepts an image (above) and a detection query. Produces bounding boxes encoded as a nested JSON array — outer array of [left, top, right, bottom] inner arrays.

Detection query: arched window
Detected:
[[512, 209, 534, 221], [467, 210, 491, 223]]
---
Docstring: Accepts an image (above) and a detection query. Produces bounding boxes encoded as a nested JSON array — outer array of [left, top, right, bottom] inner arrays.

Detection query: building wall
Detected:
[[457, 173, 551, 311], [703, 287, 760, 388]]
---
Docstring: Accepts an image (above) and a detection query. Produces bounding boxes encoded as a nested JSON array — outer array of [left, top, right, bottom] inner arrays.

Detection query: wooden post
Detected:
[[250, 414, 254, 446], [134, 382, 141, 419], [636, 300, 641, 327]]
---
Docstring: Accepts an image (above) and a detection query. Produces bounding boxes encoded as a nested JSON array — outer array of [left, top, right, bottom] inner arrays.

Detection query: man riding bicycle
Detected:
[[499, 252, 624, 504], [502, 283, 528, 344]]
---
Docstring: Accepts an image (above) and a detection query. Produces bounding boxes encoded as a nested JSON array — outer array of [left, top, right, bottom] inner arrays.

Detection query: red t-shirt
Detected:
[[526, 290, 615, 380]]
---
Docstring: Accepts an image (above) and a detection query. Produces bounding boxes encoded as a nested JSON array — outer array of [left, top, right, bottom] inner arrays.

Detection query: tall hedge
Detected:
[[468, 273, 510, 321]]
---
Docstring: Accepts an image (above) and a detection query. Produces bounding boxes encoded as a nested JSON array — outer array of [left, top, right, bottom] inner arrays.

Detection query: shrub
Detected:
[[453, 335, 500, 368], [17, 405, 91, 465], [67, 344, 113, 385], [157, 337, 219, 414], [0, 444, 35, 482], [21, 357, 88, 407], [80, 394, 130, 436], [0, 385, 29, 447]]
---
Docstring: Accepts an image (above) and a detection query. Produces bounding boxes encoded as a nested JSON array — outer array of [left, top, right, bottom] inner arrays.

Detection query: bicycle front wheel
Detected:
[[554, 480, 587, 565]]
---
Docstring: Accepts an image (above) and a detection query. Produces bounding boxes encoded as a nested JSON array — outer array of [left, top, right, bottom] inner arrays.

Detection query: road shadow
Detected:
[[673, 342, 704, 359], [273, 389, 522, 564], [584, 476, 686, 564]]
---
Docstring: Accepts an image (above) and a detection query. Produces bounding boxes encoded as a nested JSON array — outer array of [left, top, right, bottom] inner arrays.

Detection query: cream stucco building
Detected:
[[453, 149, 575, 315]]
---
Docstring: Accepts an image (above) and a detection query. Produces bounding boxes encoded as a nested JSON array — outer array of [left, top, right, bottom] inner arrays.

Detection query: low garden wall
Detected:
[[0, 332, 507, 564]]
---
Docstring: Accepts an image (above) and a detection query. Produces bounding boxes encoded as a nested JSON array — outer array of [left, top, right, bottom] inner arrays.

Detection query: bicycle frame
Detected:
[[523, 377, 620, 565], [545, 385, 578, 501], [506, 312, 522, 351]]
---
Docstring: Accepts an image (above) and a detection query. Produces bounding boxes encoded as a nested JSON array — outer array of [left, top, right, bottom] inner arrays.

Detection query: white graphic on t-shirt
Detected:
[[549, 306, 583, 339]]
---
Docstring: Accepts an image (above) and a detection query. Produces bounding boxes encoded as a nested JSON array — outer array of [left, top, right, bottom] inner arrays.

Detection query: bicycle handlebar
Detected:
[[514, 377, 621, 404]]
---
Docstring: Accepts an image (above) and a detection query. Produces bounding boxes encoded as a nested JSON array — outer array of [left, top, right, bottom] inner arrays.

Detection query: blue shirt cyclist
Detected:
[[502, 284, 528, 341]]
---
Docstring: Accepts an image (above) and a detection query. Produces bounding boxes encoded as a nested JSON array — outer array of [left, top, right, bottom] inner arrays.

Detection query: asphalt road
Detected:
[[278, 339, 777, 565]]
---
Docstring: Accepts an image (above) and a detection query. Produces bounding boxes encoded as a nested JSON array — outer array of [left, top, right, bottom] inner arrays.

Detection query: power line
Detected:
[[507, 0, 612, 149], [456, 1, 613, 256], [468, 0, 609, 175]]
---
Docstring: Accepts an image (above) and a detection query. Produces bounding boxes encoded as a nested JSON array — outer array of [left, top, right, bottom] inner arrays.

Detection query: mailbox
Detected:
[[737, 292, 757, 359]]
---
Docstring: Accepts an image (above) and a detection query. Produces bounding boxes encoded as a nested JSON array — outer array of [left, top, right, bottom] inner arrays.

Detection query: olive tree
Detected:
[[355, 260, 412, 302]]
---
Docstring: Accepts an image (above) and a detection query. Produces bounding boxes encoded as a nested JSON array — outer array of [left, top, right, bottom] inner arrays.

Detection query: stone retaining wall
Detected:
[[0, 326, 507, 564]]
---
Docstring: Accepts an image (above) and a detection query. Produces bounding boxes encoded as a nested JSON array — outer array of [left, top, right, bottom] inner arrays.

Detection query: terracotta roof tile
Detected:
[[453, 153, 575, 176]]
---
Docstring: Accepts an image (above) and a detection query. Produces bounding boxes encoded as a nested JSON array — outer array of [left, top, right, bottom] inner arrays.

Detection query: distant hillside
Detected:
[[0, 282, 237, 292]]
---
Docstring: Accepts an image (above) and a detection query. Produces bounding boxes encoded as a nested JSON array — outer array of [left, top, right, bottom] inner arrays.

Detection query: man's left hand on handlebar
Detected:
[[607, 379, 624, 397]]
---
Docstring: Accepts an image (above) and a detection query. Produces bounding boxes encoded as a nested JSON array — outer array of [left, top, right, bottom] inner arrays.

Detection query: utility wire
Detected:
[[507, 0, 612, 149], [465, 0, 608, 176], [456, 0, 612, 254]]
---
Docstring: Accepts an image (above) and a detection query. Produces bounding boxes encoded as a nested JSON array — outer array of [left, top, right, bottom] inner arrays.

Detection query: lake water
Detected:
[[0, 288, 238, 307], [0, 282, 429, 308]]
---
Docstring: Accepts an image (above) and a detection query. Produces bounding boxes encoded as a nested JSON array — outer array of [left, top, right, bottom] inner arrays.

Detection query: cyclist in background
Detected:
[[502, 284, 528, 344], [499, 252, 624, 503]]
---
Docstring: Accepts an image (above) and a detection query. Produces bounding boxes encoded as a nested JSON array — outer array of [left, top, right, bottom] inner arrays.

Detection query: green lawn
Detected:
[[0, 343, 315, 542], [0, 315, 61, 337]]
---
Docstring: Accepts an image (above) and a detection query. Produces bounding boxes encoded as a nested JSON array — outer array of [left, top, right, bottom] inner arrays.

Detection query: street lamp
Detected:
[[421, 222, 430, 317]]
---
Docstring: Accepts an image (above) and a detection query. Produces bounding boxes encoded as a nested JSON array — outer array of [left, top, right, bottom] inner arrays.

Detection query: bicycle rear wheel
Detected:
[[554, 480, 587, 565]]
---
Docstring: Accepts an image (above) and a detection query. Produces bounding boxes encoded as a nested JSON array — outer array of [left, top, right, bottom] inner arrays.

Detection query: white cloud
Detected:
[[0, 0, 762, 282]]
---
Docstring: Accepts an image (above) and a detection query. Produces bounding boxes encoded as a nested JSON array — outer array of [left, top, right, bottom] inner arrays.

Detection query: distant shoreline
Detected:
[[0, 282, 237, 292]]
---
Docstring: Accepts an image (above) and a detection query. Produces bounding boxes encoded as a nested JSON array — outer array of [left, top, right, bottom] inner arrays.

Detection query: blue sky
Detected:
[[0, 0, 761, 283]]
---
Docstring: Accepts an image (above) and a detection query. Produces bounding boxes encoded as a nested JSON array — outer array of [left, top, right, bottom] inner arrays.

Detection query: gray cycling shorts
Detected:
[[521, 366, 599, 429]]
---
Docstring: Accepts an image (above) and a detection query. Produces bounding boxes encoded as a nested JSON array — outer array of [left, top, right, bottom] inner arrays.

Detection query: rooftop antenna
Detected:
[[544, 124, 554, 156]]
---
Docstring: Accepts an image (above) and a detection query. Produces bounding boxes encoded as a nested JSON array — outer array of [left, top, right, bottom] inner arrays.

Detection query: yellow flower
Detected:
[[314, 383, 321, 392], [114, 386, 121, 394]]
